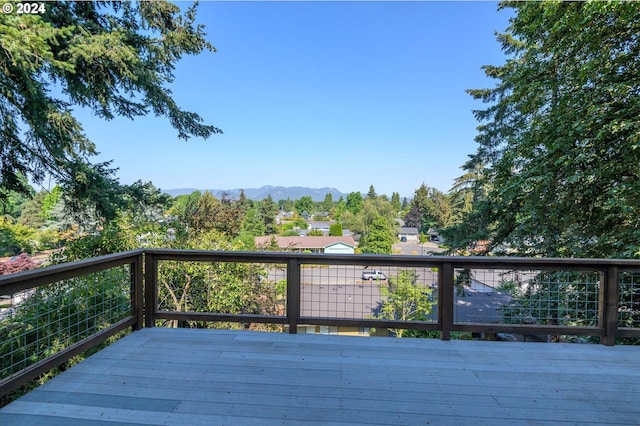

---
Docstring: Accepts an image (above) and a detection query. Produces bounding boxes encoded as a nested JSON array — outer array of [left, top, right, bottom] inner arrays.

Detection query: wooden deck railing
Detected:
[[2, 249, 640, 398], [0, 250, 143, 399]]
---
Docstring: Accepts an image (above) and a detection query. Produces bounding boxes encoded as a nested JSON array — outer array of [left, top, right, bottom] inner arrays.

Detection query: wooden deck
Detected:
[[1, 328, 640, 425]]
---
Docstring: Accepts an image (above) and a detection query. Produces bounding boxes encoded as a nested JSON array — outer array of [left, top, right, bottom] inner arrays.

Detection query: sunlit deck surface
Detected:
[[1, 328, 640, 425]]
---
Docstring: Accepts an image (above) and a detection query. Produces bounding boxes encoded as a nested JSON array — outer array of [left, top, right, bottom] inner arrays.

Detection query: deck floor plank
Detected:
[[2, 328, 640, 425]]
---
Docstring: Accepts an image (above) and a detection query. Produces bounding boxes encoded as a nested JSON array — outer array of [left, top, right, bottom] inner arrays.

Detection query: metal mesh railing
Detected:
[[300, 264, 438, 323], [619, 271, 640, 329], [156, 260, 285, 330], [453, 268, 600, 328], [0, 266, 132, 382]]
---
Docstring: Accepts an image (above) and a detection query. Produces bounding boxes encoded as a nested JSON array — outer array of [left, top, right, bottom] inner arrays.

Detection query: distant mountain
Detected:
[[162, 186, 348, 202]]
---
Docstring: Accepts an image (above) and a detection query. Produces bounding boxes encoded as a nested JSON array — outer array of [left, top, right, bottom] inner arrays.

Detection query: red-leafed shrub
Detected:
[[0, 253, 38, 275]]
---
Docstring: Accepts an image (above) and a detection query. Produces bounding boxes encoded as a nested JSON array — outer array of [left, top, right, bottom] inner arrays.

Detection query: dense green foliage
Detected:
[[329, 223, 343, 236], [500, 271, 599, 329], [404, 183, 453, 234], [321, 193, 333, 213], [294, 196, 314, 216], [0, 267, 131, 387], [0, 1, 220, 221], [446, 1, 640, 258], [155, 230, 280, 331], [345, 192, 364, 215], [391, 192, 401, 212], [259, 195, 278, 235], [358, 216, 394, 254], [375, 270, 433, 338], [366, 185, 377, 199]]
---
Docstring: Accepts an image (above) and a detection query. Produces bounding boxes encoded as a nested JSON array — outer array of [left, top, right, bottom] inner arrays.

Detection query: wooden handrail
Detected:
[[143, 249, 640, 345], [0, 250, 144, 398], [2, 249, 640, 399]]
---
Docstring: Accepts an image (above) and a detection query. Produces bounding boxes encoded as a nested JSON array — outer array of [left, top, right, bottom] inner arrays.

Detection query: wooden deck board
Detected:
[[2, 328, 640, 425]]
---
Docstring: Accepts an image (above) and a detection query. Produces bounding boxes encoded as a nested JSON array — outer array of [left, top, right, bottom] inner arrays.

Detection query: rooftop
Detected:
[[2, 327, 639, 425], [255, 235, 356, 250]]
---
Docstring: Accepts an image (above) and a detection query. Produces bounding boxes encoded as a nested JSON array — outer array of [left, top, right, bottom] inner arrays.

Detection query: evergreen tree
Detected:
[[403, 206, 422, 230], [366, 185, 377, 199], [294, 196, 314, 216], [321, 193, 333, 213], [237, 207, 265, 248], [0, 1, 220, 219], [259, 195, 278, 235], [391, 192, 401, 213], [461, 1, 640, 258], [346, 192, 364, 215], [334, 197, 346, 221], [18, 191, 48, 229], [359, 216, 394, 254], [329, 223, 343, 236]]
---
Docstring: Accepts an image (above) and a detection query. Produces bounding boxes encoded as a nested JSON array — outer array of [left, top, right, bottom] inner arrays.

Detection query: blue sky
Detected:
[[80, 1, 512, 199]]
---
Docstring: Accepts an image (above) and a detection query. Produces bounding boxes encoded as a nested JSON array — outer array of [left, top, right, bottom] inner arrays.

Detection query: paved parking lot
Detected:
[[392, 241, 446, 256]]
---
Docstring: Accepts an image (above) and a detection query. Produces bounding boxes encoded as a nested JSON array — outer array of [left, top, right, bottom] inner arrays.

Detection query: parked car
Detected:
[[361, 270, 387, 281]]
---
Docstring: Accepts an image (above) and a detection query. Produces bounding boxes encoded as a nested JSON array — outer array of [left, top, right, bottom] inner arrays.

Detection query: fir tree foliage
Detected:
[[452, 1, 640, 258], [0, 1, 220, 219]]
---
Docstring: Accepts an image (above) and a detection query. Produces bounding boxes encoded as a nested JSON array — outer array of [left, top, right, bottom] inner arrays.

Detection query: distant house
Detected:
[[254, 236, 356, 254], [307, 221, 334, 235], [426, 228, 442, 242], [276, 211, 294, 224], [397, 227, 419, 241]]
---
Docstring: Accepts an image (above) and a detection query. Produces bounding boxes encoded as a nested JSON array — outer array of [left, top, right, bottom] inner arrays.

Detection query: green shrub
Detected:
[[329, 223, 343, 236], [0, 267, 131, 383]]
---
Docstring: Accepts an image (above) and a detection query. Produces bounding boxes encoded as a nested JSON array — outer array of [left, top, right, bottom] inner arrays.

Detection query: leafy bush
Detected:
[[329, 223, 343, 236], [0, 218, 36, 254], [0, 253, 38, 275], [0, 267, 131, 383]]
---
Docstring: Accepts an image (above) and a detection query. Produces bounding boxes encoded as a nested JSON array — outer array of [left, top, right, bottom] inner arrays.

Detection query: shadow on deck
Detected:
[[2, 328, 640, 425]]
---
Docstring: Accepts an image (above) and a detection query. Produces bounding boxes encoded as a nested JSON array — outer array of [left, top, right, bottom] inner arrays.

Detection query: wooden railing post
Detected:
[[131, 253, 144, 331], [144, 252, 157, 328], [439, 262, 454, 341], [286, 258, 301, 334], [600, 266, 619, 346]]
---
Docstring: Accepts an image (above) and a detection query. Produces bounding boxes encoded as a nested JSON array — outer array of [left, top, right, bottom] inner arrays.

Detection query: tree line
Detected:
[[1, 179, 450, 259]]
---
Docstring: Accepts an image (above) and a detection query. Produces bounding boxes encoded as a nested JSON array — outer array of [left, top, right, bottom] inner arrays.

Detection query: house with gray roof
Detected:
[[397, 227, 419, 241]]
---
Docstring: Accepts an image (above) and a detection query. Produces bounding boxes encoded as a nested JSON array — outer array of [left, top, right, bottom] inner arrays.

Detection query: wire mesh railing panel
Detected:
[[454, 268, 600, 328], [0, 266, 132, 382], [619, 271, 640, 329], [156, 260, 285, 330], [300, 264, 438, 323]]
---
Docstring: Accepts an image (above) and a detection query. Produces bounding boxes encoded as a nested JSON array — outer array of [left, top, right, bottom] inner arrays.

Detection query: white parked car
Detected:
[[361, 270, 387, 281]]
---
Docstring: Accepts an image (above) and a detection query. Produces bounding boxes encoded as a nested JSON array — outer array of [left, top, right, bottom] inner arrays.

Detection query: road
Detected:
[[265, 264, 439, 320]]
